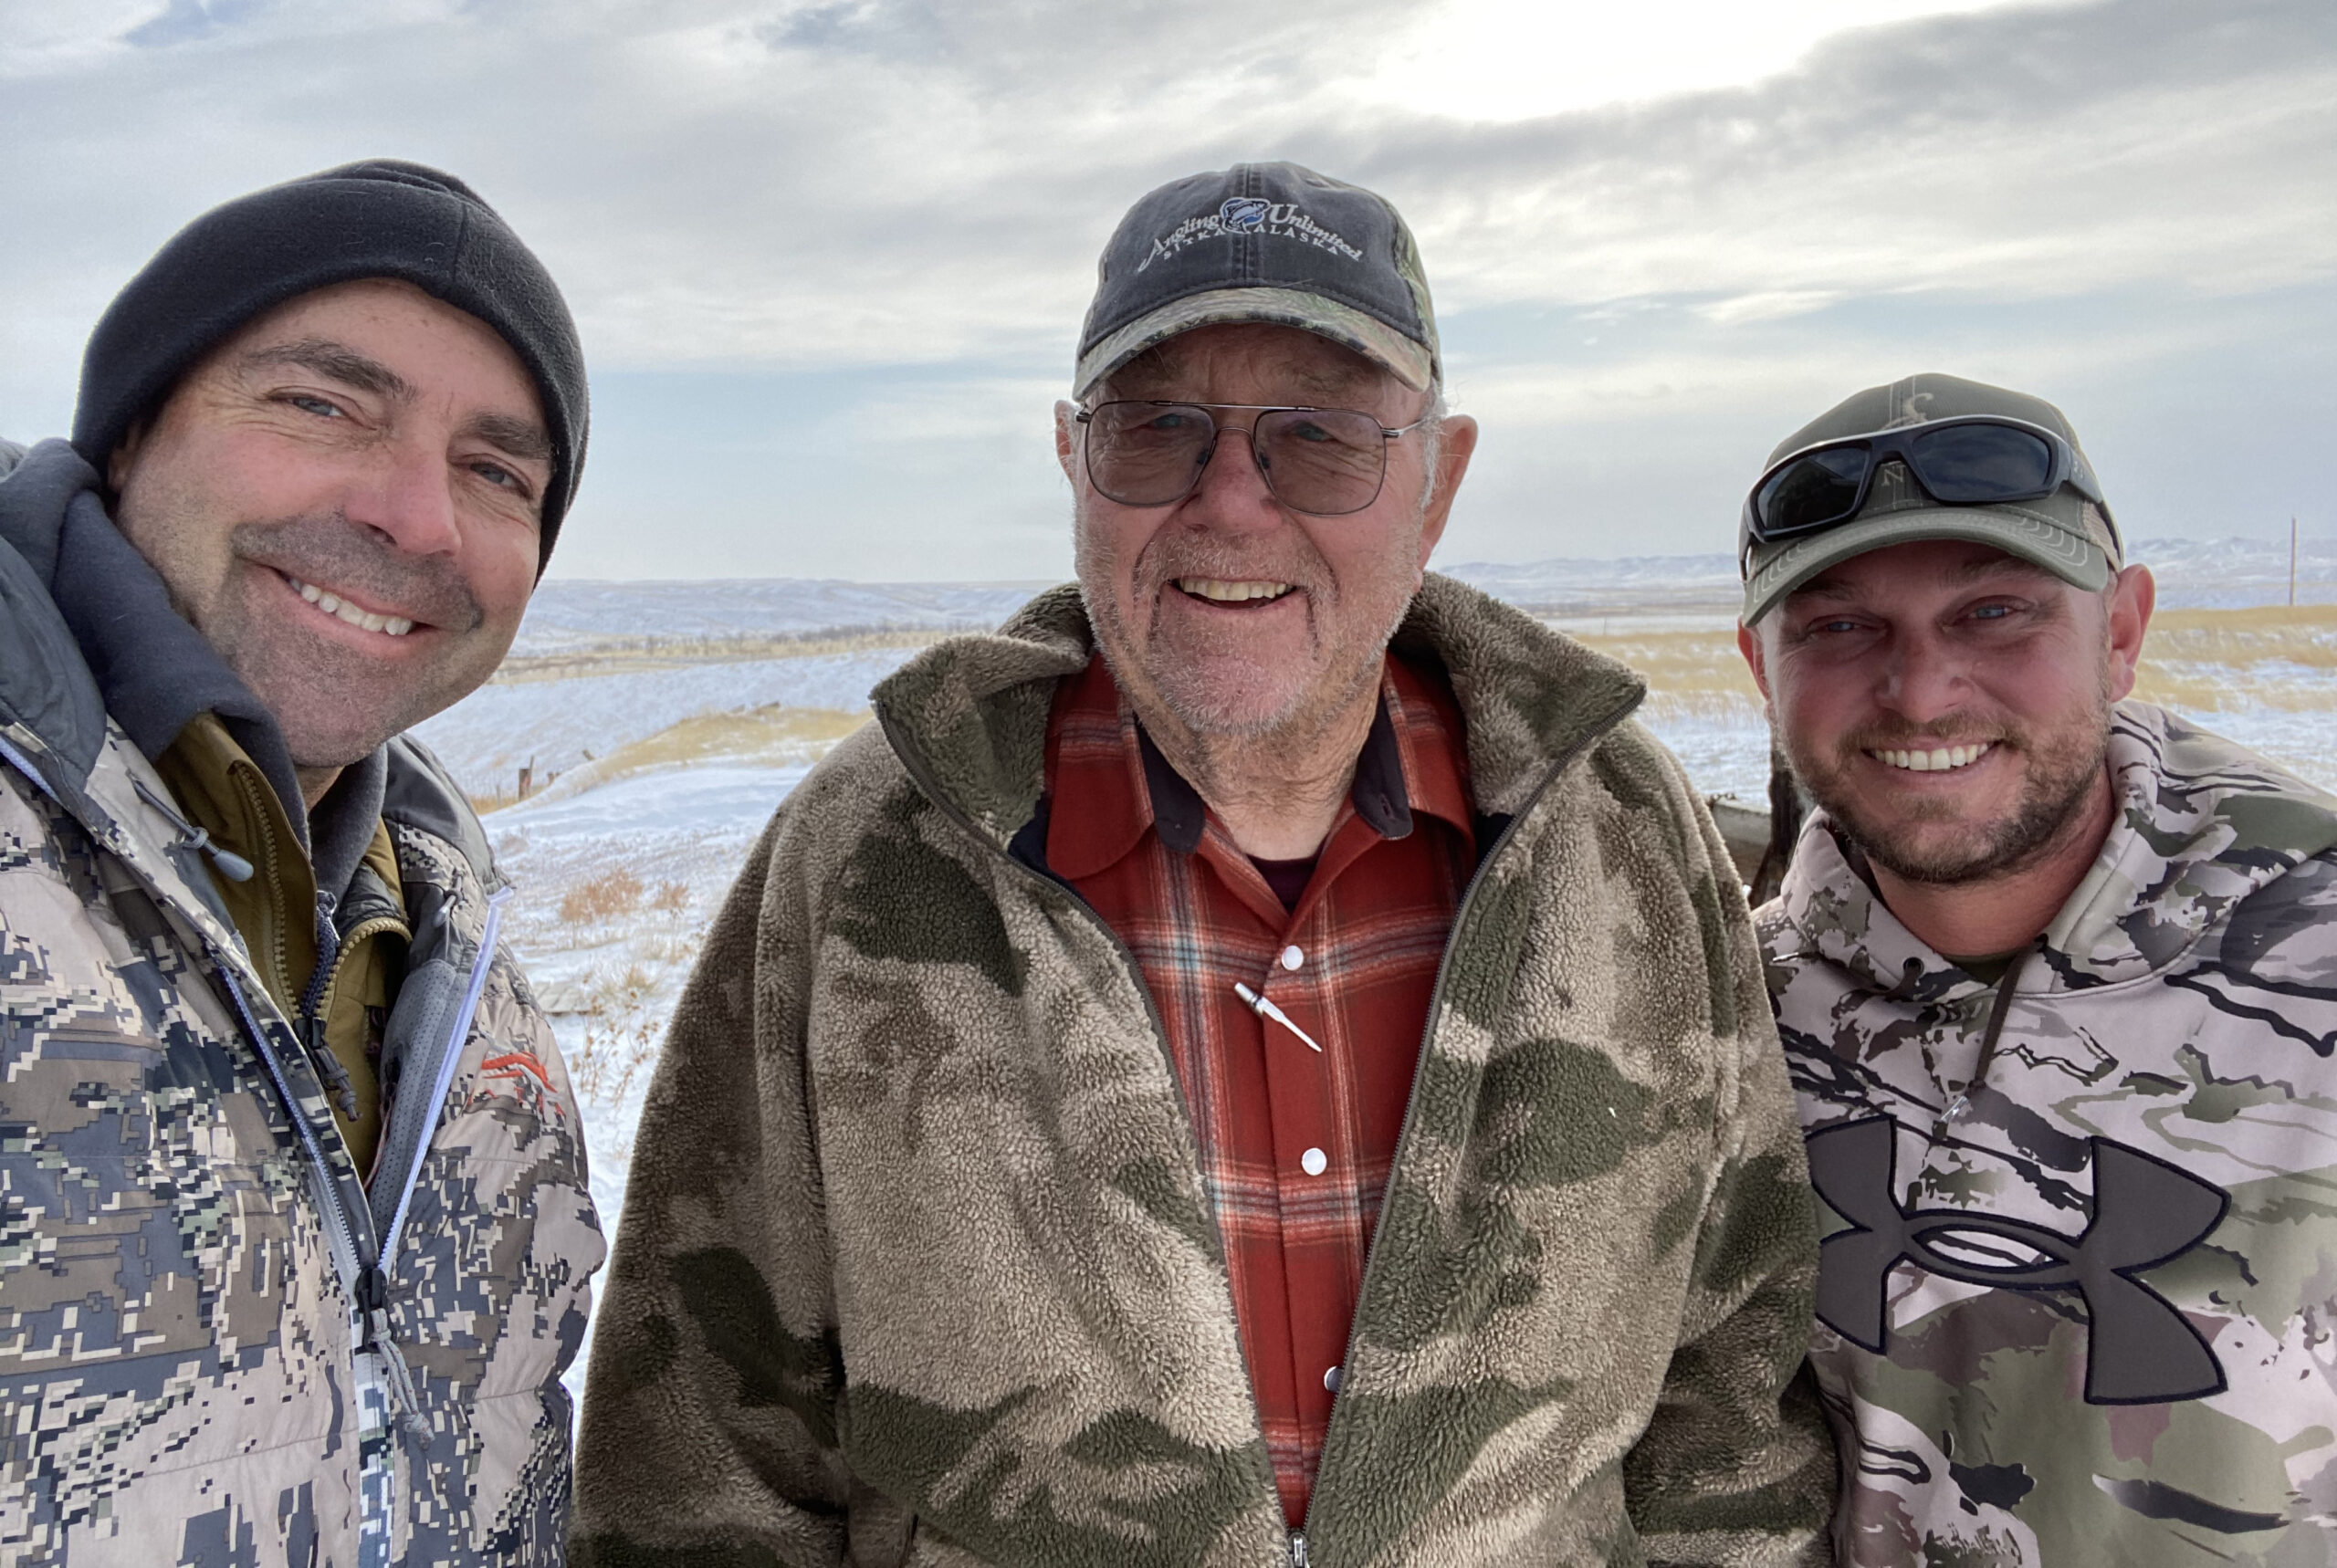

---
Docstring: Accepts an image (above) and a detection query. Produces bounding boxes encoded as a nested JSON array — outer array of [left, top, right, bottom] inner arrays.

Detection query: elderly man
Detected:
[[575, 162, 1827, 1567], [0, 162, 602, 1564], [1739, 373, 2337, 1563]]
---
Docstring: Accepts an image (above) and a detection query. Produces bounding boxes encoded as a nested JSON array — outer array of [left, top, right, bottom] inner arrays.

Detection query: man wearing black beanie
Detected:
[[0, 162, 603, 1565]]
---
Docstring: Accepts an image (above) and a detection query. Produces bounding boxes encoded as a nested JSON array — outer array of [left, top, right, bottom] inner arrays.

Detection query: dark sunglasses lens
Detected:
[[1757, 446, 1870, 537], [1907, 424, 2053, 502], [1255, 409, 1388, 515], [1086, 403, 1215, 505]]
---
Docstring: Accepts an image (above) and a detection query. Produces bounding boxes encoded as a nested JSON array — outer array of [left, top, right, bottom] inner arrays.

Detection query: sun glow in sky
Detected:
[[3, 0, 2332, 580], [1366, 0, 2048, 120]]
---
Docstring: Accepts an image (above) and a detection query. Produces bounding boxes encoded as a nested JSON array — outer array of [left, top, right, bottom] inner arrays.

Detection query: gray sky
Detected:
[[5, 0, 2332, 580]]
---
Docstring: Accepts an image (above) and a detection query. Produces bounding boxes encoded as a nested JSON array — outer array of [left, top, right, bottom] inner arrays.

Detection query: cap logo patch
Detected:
[[1138, 199, 1365, 272]]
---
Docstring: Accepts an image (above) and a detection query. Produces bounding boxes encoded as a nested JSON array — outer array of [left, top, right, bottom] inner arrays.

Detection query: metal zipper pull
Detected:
[[310, 1016, 361, 1119], [131, 778, 255, 882], [1289, 1529, 1309, 1567]]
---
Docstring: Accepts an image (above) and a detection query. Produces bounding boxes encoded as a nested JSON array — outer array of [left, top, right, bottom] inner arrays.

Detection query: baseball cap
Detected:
[[1740, 372, 2123, 624], [1074, 162, 1439, 401]]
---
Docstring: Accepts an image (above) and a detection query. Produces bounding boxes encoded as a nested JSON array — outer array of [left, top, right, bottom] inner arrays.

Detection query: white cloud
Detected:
[[2, 0, 2332, 573], [1359, 0, 2062, 121]]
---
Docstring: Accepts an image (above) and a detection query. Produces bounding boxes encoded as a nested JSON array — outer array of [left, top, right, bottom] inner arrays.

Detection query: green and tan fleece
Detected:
[[572, 574, 1832, 1567]]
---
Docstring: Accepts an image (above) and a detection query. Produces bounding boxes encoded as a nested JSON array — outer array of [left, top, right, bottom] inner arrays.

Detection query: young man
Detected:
[[1740, 372, 2337, 1563], [577, 162, 1828, 1566], [0, 162, 603, 1564]]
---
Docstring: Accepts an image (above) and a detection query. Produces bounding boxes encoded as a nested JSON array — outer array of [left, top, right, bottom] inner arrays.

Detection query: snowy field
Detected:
[[447, 548, 2337, 1407]]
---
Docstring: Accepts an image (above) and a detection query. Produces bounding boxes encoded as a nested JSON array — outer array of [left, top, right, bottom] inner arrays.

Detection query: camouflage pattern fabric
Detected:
[[0, 712, 602, 1563], [1762, 701, 2337, 1565], [573, 576, 1831, 1567]]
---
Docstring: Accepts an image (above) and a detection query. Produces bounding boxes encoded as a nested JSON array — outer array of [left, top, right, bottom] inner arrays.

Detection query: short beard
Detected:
[[1073, 502, 1416, 748], [1787, 698, 2113, 887]]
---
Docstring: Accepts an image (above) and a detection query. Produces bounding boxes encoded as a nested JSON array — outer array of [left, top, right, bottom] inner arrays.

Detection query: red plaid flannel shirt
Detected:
[[1043, 653, 1475, 1526]]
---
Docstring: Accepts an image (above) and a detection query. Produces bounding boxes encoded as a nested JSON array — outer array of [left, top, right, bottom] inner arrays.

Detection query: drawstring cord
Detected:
[[131, 778, 255, 883]]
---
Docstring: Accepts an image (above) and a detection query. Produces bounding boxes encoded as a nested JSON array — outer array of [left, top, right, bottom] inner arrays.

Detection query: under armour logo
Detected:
[[1807, 1118, 2229, 1405]]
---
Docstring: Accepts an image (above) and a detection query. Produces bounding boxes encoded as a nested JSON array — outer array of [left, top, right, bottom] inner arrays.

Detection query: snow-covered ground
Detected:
[[412, 648, 917, 787]]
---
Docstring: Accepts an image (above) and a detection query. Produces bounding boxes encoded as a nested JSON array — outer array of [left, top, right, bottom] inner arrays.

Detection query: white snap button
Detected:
[[1279, 945, 1304, 971], [1300, 1147, 1328, 1176], [1323, 1365, 1342, 1393]]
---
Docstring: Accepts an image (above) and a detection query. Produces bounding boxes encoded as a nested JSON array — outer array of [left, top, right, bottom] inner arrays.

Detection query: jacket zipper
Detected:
[[874, 710, 1289, 1537], [1295, 686, 1643, 1552], [1, 735, 437, 1538], [302, 900, 412, 1128], [225, 762, 299, 1007], [879, 684, 1645, 1562]]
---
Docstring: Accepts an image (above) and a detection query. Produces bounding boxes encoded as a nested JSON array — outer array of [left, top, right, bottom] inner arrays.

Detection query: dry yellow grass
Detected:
[[590, 704, 868, 776], [1561, 605, 2337, 717], [495, 630, 946, 684], [1567, 626, 1762, 716], [570, 961, 664, 1106], [559, 867, 644, 925]]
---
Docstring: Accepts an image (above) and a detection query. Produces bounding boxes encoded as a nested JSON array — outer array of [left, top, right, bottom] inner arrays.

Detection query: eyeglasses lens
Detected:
[[1254, 409, 1387, 515], [1907, 424, 2053, 503], [1758, 446, 1870, 537], [1085, 404, 1214, 507], [1085, 404, 1389, 515]]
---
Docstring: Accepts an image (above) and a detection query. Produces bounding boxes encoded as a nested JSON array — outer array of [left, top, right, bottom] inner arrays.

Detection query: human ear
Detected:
[[1737, 619, 1774, 702], [1054, 401, 1080, 486], [1414, 413, 1479, 566], [107, 417, 152, 494], [2102, 564, 2156, 701]]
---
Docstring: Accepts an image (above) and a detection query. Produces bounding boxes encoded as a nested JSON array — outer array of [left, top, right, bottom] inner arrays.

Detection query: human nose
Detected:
[[1182, 420, 1283, 528], [346, 439, 462, 556], [1872, 624, 1970, 724]]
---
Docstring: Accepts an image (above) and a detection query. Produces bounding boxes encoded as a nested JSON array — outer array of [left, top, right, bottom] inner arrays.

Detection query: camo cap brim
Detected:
[[1074, 286, 1436, 402], [1741, 500, 2114, 624]]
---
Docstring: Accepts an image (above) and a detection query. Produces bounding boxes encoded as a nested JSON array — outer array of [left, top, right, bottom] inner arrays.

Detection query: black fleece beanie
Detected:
[[71, 159, 588, 573]]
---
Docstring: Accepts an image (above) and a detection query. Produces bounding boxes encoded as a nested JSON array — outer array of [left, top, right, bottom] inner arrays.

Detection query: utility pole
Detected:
[[2291, 517, 2300, 608]]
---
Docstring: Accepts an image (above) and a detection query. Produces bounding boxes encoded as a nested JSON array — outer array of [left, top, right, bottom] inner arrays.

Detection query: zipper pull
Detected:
[[131, 778, 254, 882], [310, 1015, 360, 1120], [354, 1264, 431, 1442], [1289, 1529, 1309, 1567]]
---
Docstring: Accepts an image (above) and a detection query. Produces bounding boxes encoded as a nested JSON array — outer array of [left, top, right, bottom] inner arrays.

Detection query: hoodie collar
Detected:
[[1778, 700, 2337, 995], [0, 439, 313, 845]]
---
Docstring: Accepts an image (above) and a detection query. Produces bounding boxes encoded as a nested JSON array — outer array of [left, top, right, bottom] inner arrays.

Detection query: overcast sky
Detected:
[[5, 0, 2332, 580]]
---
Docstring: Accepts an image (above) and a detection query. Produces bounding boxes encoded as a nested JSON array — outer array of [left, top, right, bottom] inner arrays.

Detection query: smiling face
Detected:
[[1061, 323, 1472, 750], [1740, 537, 2154, 886], [110, 278, 551, 788]]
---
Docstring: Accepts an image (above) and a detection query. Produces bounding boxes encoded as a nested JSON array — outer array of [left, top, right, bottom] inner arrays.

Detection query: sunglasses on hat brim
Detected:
[[1739, 414, 2115, 561]]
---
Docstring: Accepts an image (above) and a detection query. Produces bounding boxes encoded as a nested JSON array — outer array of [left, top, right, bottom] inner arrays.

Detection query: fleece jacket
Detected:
[[572, 575, 1833, 1567]]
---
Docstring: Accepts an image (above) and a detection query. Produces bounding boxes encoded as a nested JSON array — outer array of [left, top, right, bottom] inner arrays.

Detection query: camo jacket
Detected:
[[1761, 701, 2337, 1566], [572, 577, 1832, 1568], [0, 533, 603, 1563]]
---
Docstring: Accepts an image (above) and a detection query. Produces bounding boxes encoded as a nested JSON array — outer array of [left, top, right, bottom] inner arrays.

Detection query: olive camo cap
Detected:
[[1740, 371, 2123, 623], [1074, 162, 1440, 401]]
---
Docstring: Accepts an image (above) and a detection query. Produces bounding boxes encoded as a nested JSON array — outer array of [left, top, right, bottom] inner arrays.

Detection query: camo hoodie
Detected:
[[1762, 701, 2337, 1565], [572, 577, 1831, 1568], [0, 455, 603, 1563]]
